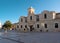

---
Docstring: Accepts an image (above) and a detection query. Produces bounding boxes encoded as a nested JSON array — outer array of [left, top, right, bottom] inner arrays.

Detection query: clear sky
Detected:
[[0, 0, 60, 24]]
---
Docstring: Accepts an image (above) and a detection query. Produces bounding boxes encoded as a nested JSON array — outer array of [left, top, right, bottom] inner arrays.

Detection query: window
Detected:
[[37, 24, 39, 28], [55, 23, 58, 28], [17, 25, 19, 28], [25, 18, 27, 23], [44, 14, 47, 19], [25, 25, 27, 28], [36, 15, 39, 21], [21, 18, 23, 22], [30, 16, 32, 20], [21, 25, 22, 28], [45, 24, 47, 28], [40, 30, 42, 32]]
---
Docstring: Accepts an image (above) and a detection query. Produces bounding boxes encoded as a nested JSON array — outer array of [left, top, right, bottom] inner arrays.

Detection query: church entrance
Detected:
[[30, 25, 34, 31]]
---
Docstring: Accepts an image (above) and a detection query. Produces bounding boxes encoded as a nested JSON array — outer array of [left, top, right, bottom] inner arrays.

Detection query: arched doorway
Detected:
[[30, 25, 34, 31]]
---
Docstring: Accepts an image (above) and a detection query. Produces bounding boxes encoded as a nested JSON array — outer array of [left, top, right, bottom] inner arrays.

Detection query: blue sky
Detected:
[[0, 0, 60, 24]]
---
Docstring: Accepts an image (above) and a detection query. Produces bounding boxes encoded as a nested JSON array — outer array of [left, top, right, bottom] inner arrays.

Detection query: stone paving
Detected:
[[0, 30, 60, 43], [0, 31, 24, 43]]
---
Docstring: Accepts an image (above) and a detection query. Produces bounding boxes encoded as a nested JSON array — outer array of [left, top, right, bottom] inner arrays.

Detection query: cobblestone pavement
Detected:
[[0, 30, 60, 43]]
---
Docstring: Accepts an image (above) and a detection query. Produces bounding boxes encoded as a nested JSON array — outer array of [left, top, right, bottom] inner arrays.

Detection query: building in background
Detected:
[[16, 7, 60, 32], [11, 23, 18, 30]]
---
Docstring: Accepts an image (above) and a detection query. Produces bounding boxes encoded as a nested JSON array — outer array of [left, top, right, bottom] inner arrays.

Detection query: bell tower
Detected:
[[28, 7, 35, 15]]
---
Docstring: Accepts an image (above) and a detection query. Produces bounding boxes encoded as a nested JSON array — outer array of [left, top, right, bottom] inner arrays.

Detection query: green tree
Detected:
[[3, 20, 12, 30]]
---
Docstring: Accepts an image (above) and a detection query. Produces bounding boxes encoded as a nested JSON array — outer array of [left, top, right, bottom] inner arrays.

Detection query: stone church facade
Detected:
[[16, 7, 60, 32]]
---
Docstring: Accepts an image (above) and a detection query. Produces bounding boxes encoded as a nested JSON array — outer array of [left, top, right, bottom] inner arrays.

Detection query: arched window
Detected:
[[25, 18, 27, 22], [37, 24, 39, 28], [30, 16, 32, 20], [21, 18, 23, 22], [40, 30, 42, 32], [25, 25, 27, 28], [44, 14, 47, 19], [36, 15, 39, 21], [21, 25, 22, 28], [17, 25, 19, 28], [45, 24, 47, 28], [55, 23, 58, 28]]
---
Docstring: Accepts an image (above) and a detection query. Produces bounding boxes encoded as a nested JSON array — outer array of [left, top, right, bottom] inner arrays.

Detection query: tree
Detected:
[[2, 20, 12, 30]]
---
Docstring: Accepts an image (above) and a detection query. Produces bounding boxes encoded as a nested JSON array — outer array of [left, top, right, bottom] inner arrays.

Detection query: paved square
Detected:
[[0, 32, 60, 43]]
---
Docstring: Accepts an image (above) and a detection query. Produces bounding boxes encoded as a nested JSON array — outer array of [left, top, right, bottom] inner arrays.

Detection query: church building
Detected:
[[16, 7, 60, 32]]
